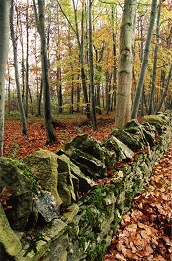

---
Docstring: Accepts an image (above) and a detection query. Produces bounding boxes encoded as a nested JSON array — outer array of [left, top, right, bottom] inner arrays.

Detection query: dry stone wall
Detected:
[[0, 112, 171, 261]]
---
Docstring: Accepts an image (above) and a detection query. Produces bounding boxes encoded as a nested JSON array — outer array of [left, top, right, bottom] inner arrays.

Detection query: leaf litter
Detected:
[[105, 142, 172, 261]]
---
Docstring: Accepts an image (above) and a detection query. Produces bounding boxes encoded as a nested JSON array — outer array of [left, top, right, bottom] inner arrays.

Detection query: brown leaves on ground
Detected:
[[3, 114, 114, 158], [105, 142, 172, 261]]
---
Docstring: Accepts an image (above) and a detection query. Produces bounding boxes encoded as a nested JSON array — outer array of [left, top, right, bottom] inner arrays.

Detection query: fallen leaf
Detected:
[[125, 223, 137, 233]]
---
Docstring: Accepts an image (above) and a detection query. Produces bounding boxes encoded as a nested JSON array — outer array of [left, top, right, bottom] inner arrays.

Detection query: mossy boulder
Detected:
[[63, 134, 110, 178], [57, 155, 78, 207], [23, 149, 62, 207], [141, 122, 157, 146], [57, 154, 95, 207], [109, 128, 144, 152], [63, 148, 106, 179], [144, 114, 170, 134], [0, 158, 35, 231], [104, 136, 134, 163], [64, 134, 105, 161]]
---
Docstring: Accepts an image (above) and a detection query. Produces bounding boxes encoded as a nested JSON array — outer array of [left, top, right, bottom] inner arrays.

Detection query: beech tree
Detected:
[[115, 0, 137, 128], [0, 0, 10, 157], [10, 0, 27, 136], [34, 0, 57, 143], [88, 0, 97, 130]]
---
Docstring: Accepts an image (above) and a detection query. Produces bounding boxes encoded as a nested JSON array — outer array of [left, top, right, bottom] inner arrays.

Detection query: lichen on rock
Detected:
[[23, 149, 62, 207]]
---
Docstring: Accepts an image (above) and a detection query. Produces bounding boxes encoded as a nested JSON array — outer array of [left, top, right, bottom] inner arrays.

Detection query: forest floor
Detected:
[[3, 113, 114, 158], [3, 113, 172, 260]]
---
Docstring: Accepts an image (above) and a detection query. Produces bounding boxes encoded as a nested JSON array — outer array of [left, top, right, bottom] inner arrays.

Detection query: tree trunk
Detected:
[[115, 0, 137, 128], [106, 72, 112, 114], [57, 64, 63, 113], [7, 65, 11, 114], [25, 0, 29, 117], [131, 0, 157, 119], [94, 44, 104, 115], [10, 0, 27, 136], [38, 0, 57, 143], [148, 0, 161, 115], [72, 0, 90, 119], [0, 0, 10, 157], [88, 0, 97, 130], [56, 9, 63, 113], [156, 64, 172, 112], [17, 8, 25, 103], [112, 5, 117, 111], [37, 77, 43, 116], [77, 74, 80, 113]]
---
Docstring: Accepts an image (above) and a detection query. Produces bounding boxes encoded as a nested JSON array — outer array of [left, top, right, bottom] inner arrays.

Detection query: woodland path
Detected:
[[104, 142, 172, 261]]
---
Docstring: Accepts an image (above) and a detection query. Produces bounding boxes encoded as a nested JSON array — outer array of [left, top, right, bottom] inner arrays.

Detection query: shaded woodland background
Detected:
[[5, 0, 172, 119]]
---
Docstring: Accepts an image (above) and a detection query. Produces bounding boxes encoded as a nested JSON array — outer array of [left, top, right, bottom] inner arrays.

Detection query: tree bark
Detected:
[[38, 0, 57, 143], [88, 0, 97, 130], [0, 0, 10, 157], [115, 0, 137, 128], [10, 0, 27, 136], [72, 0, 90, 118], [156, 64, 172, 112], [25, 0, 29, 117]]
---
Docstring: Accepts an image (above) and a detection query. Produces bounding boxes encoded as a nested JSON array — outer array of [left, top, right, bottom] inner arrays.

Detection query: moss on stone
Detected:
[[88, 242, 107, 261], [9, 158, 38, 194]]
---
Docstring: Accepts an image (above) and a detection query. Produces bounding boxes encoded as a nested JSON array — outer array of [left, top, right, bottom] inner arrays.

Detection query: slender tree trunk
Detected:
[[115, 0, 137, 128], [0, 0, 10, 157], [88, 0, 97, 130], [7, 65, 11, 114], [148, 0, 161, 114], [17, 10, 25, 103], [38, 0, 57, 143], [37, 78, 43, 116], [57, 63, 63, 113], [25, 0, 29, 117], [10, 0, 27, 136], [77, 74, 80, 113], [106, 71, 111, 114], [131, 0, 157, 119], [94, 44, 104, 115], [112, 5, 117, 110], [72, 0, 90, 119], [156, 64, 172, 112], [56, 8, 63, 113]]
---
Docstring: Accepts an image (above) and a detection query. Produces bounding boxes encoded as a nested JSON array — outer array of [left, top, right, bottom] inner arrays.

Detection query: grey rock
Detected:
[[35, 190, 59, 222]]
